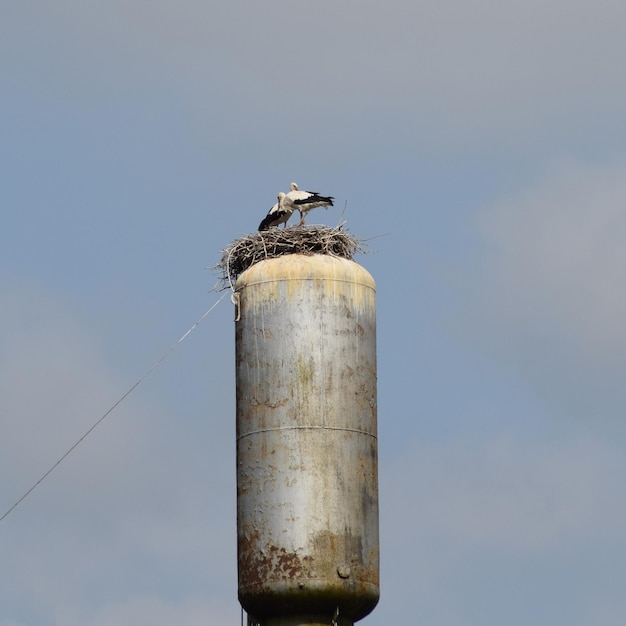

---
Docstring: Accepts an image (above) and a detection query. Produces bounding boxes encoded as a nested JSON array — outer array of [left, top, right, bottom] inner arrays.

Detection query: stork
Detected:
[[258, 192, 293, 231], [282, 182, 334, 225]]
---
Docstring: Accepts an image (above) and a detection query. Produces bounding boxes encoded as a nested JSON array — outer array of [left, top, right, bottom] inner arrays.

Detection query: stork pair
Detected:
[[258, 183, 334, 231]]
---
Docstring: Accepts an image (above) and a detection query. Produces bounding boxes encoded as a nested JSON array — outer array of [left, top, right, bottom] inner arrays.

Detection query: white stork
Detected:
[[282, 182, 335, 225], [258, 192, 293, 231]]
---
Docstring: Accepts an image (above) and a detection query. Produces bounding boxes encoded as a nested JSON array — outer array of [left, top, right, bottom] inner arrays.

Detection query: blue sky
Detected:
[[3, 1, 626, 624]]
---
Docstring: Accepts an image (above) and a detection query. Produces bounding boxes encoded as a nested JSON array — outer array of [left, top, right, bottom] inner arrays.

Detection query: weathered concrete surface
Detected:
[[235, 255, 378, 624]]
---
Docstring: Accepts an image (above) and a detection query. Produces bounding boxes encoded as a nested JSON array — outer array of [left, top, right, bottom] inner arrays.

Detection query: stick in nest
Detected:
[[211, 224, 366, 290]]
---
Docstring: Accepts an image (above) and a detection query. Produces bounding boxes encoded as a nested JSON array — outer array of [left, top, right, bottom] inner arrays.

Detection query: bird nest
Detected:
[[213, 224, 365, 291]]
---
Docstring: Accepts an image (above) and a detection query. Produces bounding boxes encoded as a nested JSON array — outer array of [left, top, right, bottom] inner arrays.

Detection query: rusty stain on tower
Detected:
[[224, 227, 379, 626]]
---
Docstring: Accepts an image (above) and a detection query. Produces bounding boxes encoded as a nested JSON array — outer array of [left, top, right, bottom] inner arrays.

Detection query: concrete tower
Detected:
[[235, 252, 379, 626]]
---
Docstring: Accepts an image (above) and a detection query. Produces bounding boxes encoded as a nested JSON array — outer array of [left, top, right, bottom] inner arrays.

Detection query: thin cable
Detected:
[[0, 292, 228, 523]]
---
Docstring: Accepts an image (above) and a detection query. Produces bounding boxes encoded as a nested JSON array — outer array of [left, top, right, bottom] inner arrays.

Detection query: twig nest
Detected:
[[214, 224, 365, 291]]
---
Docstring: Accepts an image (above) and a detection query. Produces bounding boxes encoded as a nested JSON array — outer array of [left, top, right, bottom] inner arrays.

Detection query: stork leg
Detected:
[[298, 210, 305, 226]]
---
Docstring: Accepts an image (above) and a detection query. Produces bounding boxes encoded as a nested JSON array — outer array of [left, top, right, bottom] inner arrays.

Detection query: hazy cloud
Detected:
[[0, 285, 235, 625], [3, 0, 626, 153], [380, 431, 626, 625], [63, 596, 239, 626], [385, 433, 626, 549], [461, 159, 626, 419]]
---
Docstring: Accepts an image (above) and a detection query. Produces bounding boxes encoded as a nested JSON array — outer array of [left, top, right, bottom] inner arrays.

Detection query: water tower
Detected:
[[225, 227, 379, 626]]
